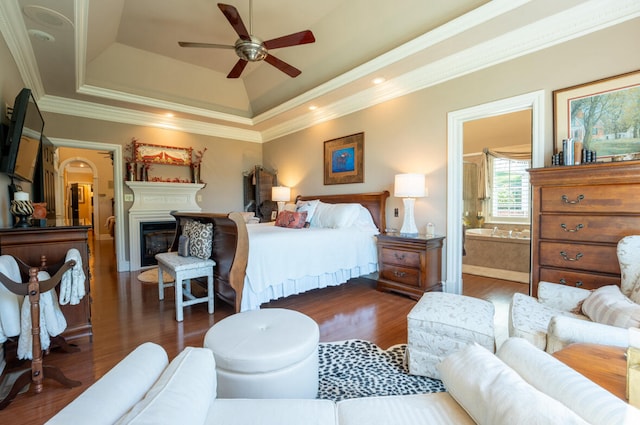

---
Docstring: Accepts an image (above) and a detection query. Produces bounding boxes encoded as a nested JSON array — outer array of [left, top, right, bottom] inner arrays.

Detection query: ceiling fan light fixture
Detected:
[[235, 37, 267, 62]]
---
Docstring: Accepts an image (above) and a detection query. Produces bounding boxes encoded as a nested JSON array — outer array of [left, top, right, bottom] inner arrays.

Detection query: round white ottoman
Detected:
[[203, 308, 319, 399]]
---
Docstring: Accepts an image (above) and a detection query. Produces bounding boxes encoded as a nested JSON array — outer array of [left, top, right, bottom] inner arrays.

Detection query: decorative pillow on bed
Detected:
[[295, 199, 319, 224], [182, 220, 213, 259], [275, 211, 308, 229], [310, 202, 361, 229], [581, 285, 640, 328]]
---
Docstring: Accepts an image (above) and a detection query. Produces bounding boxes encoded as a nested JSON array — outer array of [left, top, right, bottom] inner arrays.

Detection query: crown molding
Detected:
[[76, 84, 254, 125], [38, 95, 262, 143]]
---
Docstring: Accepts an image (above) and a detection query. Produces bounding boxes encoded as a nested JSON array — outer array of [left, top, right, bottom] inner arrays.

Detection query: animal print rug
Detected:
[[317, 339, 445, 402]]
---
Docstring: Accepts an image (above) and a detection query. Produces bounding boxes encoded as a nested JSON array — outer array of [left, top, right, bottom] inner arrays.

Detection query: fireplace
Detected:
[[140, 221, 176, 266], [126, 181, 204, 270]]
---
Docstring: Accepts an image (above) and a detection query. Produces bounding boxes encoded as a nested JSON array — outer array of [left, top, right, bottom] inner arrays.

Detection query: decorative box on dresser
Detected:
[[376, 233, 444, 299], [529, 161, 640, 297], [0, 225, 92, 341]]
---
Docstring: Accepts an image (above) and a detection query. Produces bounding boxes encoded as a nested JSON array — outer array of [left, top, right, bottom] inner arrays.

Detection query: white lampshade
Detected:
[[271, 186, 290, 202], [394, 174, 426, 198], [272, 186, 290, 214]]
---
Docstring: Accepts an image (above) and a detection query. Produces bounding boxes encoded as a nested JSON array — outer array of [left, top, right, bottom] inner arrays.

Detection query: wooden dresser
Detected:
[[0, 225, 92, 341], [376, 233, 444, 299], [529, 161, 640, 296]]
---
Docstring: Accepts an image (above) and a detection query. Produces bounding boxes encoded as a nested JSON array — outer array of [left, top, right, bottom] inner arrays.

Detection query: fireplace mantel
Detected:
[[126, 181, 205, 270], [126, 181, 205, 212]]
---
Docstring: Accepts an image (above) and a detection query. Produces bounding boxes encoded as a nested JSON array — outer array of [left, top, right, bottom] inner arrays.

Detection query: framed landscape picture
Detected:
[[553, 70, 640, 161], [324, 132, 364, 185]]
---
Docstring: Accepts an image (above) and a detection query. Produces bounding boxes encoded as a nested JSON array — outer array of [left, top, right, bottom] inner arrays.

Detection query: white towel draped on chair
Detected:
[[17, 270, 68, 360], [59, 248, 86, 306], [0, 256, 22, 343]]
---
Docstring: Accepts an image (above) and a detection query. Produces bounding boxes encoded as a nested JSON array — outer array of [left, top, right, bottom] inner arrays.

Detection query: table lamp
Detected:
[[272, 186, 291, 213], [394, 173, 426, 235]]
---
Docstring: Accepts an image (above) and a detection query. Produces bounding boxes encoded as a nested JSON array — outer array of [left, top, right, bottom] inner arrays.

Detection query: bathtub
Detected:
[[463, 227, 530, 283]]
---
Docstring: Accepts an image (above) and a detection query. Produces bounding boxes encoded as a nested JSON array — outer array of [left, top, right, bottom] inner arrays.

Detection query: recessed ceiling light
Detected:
[[28, 29, 55, 42], [165, 113, 175, 118], [372, 77, 386, 85], [309, 105, 317, 111]]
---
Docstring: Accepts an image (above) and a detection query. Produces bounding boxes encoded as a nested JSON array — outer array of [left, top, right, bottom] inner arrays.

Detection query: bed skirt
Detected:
[[241, 263, 378, 311]]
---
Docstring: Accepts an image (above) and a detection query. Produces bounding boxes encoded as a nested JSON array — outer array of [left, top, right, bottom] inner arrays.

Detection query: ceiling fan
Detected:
[[178, 1, 315, 78]]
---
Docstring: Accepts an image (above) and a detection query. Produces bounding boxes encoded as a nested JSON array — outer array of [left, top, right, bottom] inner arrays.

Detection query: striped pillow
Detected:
[[581, 285, 640, 328]]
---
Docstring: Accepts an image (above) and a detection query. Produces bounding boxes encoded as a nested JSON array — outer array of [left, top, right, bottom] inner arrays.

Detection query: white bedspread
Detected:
[[241, 223, 379, 311]]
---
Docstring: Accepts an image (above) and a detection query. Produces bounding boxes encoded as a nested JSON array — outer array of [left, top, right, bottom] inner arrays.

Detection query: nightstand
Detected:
[[376, 233, 445, 299]]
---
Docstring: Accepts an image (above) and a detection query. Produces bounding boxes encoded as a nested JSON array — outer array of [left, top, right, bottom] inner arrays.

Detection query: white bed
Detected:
[[170, 191, 390, 313], [241, 219, 379, 311]]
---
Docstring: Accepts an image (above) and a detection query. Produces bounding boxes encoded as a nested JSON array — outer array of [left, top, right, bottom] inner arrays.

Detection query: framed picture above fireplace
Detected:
[[134, 141, 192, 166]]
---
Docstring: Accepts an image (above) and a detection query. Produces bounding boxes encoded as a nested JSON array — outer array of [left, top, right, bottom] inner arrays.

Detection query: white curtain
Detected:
[[479, 144, 531, 201]]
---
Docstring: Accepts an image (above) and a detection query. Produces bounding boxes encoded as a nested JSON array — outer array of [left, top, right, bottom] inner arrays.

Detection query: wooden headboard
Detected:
[[295, 191, 390, 232]]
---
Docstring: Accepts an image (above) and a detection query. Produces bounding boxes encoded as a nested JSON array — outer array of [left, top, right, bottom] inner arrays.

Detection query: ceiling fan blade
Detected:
[[263, 30, 315, 50], [218, 3, 250, 40], [227, 59, 248, 78], [178, 41, 234, 49], [264, 54, 301, 78]]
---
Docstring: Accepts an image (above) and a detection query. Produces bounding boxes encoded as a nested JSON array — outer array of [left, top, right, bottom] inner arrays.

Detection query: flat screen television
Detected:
[[1, 88, 44, 183]]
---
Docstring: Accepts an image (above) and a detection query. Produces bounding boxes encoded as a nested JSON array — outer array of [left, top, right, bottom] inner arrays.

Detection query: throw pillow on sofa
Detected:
[[115, 347, 216, 425], [581, 285, 640, 328], [437, 343, 589, 425]]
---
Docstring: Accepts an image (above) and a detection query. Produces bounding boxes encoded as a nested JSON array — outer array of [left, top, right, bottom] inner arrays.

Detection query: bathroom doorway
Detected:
[[461, 110, 532, 283]]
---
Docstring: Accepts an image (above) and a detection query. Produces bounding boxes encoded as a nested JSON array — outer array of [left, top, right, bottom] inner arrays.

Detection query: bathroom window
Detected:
[[489, 157, 530, 221]]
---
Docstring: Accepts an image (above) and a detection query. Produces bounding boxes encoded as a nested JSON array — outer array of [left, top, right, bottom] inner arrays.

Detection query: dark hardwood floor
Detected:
[[0, 238, 527, 424]]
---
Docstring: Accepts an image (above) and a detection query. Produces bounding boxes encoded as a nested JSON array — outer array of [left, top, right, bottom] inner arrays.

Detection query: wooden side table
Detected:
[[552, 343, 627, 400], [376, 233, 444, 299]]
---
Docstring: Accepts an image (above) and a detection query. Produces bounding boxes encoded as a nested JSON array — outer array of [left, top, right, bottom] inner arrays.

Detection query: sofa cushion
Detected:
[[337, 393, 475, 425], [207, 399, 337, 425], [46, 342, 169, 425], [498, 337, 640, 425], [116, 347, 216, 425], [581, 285, 640, 328], [437, 343, 589, 425]]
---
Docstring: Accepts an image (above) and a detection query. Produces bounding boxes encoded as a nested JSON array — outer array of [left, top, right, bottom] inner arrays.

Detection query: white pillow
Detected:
[[497, 337, 638, 425], [295, 199, 319, 223], [310, 202, 361, 228], [283, 203, 297, 212], [115, 347, 216, 425], [581, 285, 640, 328], [352, 205, 378, 231], [437, 343, 589, 425]]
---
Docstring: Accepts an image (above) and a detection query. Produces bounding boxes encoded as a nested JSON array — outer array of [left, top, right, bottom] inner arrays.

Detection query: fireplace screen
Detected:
[[140, 221, 176, 267]]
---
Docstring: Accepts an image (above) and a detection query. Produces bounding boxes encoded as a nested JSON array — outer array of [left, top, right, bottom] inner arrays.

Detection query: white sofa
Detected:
[[46, 338, 639, 425]]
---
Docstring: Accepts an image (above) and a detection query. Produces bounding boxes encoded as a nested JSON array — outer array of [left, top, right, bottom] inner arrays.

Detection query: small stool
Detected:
[[155, 252, 215, 322], [407, 292, 495, 379], [203, 308, 319, 399]]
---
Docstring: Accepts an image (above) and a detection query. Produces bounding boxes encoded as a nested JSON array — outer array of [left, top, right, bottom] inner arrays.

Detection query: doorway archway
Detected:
[[51, 138, 126, 272], [446, 90, 545, 295]]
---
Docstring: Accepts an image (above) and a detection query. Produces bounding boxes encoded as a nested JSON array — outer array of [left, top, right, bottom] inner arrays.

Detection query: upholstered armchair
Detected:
[[510, 235, 640, 353]]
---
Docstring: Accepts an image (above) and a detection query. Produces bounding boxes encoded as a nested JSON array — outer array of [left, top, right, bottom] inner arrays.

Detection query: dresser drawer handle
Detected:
[[560, 223, 584, 232], [394, 253, 406, 260], [560, 251, 583, 261], [561, 194, 585, 204], [559, 278, 583, 287], [393, 271, 407, 278]]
